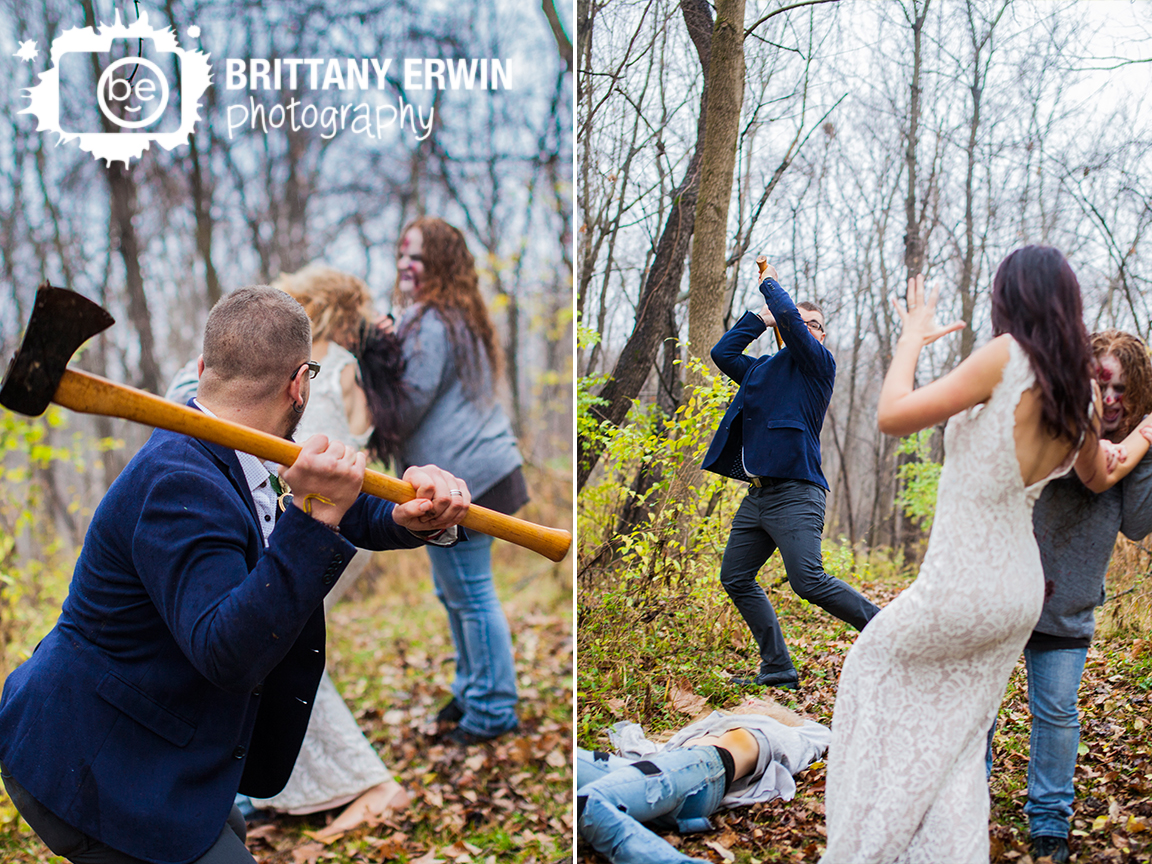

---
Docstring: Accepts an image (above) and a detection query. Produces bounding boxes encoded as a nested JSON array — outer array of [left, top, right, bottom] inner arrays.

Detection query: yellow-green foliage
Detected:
[[576, 321, 610, 460], [578, 356, 747, 588], [1098, 536, 1152, 639], [0, 408, 121, 679], [896, 428, 941, 530]]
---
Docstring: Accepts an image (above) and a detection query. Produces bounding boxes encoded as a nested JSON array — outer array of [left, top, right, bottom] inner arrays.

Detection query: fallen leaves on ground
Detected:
[[669, 677, 711, 717], [241, 598, 572, 863], [291, 843, 327, 864], [578, 570, 1151, 863]]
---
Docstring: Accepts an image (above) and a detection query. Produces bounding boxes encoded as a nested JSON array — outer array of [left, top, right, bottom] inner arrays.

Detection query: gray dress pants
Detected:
[[719, 479, 879, 673], [1, 762, 252, 864]]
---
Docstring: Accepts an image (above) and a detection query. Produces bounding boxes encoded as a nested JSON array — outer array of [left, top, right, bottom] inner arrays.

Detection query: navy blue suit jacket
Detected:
[[0, 427, 425, 864], [702, 278, 835, 490]]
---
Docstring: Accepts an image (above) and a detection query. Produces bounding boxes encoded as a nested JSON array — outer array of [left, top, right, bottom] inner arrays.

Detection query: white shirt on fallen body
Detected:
[[607, 712, 832, 807]]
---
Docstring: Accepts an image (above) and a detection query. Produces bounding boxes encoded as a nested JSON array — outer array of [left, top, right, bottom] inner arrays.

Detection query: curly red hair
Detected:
[[393, 217, 502, 391]]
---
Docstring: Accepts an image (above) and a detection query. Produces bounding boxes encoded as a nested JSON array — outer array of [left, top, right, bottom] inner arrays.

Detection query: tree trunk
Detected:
[[903, 0, 929, 279], [671, 0, 746, 521], [188, 135, 222, 309], [686, 0, 746, 373], [577, 0, 715, 490], [958, 0, 1008, 360], [103, 162, 162, 395], [161, 0, 221, 309], [541, 0, 573, 73], [78, 0, 161, 395], [576, 0, 596, 322], [895, 0, 931, 557]]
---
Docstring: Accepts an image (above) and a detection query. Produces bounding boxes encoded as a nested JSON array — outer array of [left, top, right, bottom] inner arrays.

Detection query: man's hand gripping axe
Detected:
[[0, 284, 571, 562]]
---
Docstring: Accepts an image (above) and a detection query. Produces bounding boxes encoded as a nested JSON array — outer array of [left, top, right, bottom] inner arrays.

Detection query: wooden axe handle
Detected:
[[755, 257, 784, 349], [53, 369, 572, 562]]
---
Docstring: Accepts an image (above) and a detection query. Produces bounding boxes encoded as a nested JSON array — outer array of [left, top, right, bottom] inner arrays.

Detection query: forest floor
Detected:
[[0, 489, 574, 864], [577, 541, 1152, 864]]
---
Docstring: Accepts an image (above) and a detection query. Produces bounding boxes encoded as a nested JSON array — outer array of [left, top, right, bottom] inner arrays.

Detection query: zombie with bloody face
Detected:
[[988, 329, 1152, 864], [386, 217, 525, 744], [1093, 330, 1152, 440]]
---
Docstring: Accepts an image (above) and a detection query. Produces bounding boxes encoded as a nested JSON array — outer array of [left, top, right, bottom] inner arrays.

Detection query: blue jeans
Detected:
[[719, 481, 879, 673], [576, 747, 724, 864], [986, 646, 1087, 839], [426, 533, 518, 737]]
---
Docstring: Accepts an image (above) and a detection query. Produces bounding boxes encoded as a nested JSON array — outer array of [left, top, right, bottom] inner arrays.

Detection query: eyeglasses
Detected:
[[291, 360, 321, 381], [804, 319, 825, 334]]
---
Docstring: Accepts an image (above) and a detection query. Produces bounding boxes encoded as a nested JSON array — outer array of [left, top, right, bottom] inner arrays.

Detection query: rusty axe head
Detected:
[[0, 283, 114, 417]]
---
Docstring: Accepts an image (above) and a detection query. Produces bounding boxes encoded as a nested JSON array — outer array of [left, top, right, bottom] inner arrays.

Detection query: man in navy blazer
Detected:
[[0, 286, 470, 864], [703, 263, 879, 689]]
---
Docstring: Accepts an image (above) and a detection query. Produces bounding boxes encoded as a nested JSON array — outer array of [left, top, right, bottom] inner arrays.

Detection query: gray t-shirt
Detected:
[[1031, 449, 1152, 644]]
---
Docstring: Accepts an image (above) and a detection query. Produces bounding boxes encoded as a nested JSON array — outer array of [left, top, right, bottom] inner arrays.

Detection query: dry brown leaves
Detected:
[[242, 609, 572, 863], [578, 591, 1149, 864]]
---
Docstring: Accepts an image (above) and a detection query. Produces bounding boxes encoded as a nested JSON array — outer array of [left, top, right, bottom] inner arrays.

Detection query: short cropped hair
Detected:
[[201, 286, 312, 402], [798, 300, 824, 319]]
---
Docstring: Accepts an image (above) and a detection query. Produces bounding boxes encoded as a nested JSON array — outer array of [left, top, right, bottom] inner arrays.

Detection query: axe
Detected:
[[0, 284, 571, 563], [755, 256, 784, 349]]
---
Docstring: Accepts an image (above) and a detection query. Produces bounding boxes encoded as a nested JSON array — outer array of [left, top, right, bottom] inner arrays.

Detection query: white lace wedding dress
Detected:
[[822, 338, 1077, 863], [250, 343, 394, 814]]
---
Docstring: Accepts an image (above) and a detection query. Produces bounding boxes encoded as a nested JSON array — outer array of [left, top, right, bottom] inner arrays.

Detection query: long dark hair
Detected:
[[990, 245, 1093, 444], [355, 321, 408, 465]]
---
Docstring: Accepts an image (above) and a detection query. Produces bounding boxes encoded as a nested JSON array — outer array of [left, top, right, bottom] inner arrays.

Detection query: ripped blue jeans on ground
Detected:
[[576, 746, 727, 864]]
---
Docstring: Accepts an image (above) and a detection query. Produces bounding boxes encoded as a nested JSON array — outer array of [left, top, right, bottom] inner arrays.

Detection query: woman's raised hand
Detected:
[[895, 274, 966, 347]]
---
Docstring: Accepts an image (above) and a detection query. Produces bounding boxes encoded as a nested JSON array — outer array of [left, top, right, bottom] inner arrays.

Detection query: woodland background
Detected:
[[0, 0, 573, 860], [578, 1, 1151, 861], [578, 0, 1152, 546]]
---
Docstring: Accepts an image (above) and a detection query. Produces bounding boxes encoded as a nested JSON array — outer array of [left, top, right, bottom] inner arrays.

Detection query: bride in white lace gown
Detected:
[[822, 248, 1112, 863]]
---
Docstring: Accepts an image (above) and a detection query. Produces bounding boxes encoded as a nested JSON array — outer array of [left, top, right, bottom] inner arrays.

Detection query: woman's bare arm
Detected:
[[877, 274, 1005, 437], [1076, 402, 1152, 493]]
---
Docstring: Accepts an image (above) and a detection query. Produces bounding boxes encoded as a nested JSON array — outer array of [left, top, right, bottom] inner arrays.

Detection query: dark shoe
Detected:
[[731, 669, 799, 690], [1031, 835, 1070, 864], [445, 726, 506, 746], [435, 697, 465, 725]]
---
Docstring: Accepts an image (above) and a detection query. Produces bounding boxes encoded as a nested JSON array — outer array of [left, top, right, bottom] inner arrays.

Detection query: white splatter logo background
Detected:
[[21, 10, 211, 166]]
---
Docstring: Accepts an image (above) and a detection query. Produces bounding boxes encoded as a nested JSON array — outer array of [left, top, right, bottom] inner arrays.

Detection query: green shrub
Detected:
[[577, 355, 743, 588], [0, 408, 120, 676], [896, 429, 941, 530], [576, 321, 610, 465]]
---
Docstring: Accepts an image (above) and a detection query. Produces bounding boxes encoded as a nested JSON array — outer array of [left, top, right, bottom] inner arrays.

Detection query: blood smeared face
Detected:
[[397, 228, 425, 298], [1096, 353, 1127, 434]]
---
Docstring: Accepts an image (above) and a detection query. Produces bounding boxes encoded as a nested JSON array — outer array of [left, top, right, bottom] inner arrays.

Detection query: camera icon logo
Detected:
[[21, 10, 212, 166], [97, 56, 170, 129]]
